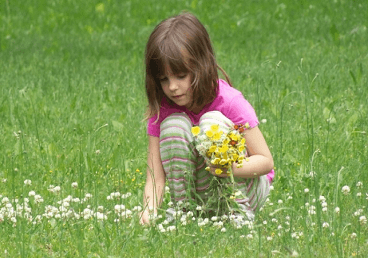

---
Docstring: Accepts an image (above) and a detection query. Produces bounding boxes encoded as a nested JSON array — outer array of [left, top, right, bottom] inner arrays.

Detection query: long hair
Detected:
[[145, 12, 231, 120]]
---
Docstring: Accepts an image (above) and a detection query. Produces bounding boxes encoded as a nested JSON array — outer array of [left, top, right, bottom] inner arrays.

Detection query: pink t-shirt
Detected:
[[147, 79, 275, 182]]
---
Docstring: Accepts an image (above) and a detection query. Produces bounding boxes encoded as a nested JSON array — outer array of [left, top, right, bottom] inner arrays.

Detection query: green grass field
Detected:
[[1, 0, 367, 257]]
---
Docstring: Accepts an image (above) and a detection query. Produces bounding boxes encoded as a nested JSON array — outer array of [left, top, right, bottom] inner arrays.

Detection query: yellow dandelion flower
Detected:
[[245, 122, 250, 129], [238, 145, 245, 152], [211, 158, 221, 165], [205, 166, 211, 171], [206, 130, 214, 138], [191, 126, 201, 136], [219, 159, 227, 165], [212, 132, 222, 141], [240, 138, 245, 145], [136, 169, 140, 172], [209, 145, 217, 153], [223, 138, 230, 145], [215, 168, 223, 175], [210, 124, 219, 132], [219, 145, 228, 153], [230, 133, 238, 141]]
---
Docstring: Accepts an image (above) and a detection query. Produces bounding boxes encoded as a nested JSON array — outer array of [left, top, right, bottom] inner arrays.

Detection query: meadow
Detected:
[[0, 0, 367, 257]]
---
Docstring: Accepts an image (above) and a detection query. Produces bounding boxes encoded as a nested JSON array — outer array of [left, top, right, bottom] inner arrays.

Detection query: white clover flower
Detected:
[[34, 195, 43, 203], [71, 182, 78, 188], [114, 204, 125, 213], [278, 199, 283, 204], [28, 191, 36, 197], [85, 193, 92, 200], [11, 217, 17, 223], [263, 220, 267, 225], [167, 225, 176, 232], [322, 222, 329, 228], [285, 216, 290, 220], [335, 207, 340, 214], [304, 188, 309, 193], [356, 181, 363, 188], [54, 186, 61, 193], [267, 236, 273, 241], [211, 216, 218, 222], [246, 234, 253, 239], [24, 179, 32, 186], [357, 192, 362, 197], [2, 197, 9, 204], [221, 227, 226, 232], [271, 218, 278, 223], [261, 118, 267, 124], [351, 233, 357, 239], [165, 186, 170, 193], [341, 185, 350, 195], [133, 206, 142, 212], [196, 206, 202, 211], [121, 210, 132, 218], [96, 212, 107, 221], [2, 179, 7, 183], [319, 196, 326, 202], [95, 150, 101, 155], [359, 216, 367, 225]]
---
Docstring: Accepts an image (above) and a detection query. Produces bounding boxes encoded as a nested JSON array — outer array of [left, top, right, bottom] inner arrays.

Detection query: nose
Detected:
[[168, 79, 179, 91]]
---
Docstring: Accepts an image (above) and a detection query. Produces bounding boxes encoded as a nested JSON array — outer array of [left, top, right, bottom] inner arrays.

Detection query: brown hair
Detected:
[[145, 12, 231, 119]]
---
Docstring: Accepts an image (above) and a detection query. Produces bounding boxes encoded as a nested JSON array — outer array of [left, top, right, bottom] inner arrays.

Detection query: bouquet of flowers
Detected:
[[191, 123, 249, 177]]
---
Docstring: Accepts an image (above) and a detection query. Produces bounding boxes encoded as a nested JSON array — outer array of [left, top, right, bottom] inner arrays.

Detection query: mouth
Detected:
[[173, 94, 184, 99]]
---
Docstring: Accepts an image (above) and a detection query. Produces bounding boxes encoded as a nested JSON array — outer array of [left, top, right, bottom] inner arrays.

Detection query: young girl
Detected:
[[141, 12, 274, 224]]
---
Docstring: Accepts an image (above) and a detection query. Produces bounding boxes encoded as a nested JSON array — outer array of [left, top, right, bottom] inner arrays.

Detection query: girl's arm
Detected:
[[232, 126, 274, 178], [210, 126, 274, 178], [141, 135, 166, 224]]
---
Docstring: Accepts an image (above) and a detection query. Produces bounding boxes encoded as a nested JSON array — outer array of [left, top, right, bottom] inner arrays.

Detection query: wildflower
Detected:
[[341, 185, 350, 195], [246, 234, 253, 239], [335, 207, 340, 214], [28, 191, 36, 197], [95, 150, 100, 155], [322, 222, 329, 228], [196, 206, 202, 211], [278, 199, 283, 204], [221, 227, 226, 232], [191, 126, 201, 136], [304, 188, 309, 193], [261, 119, 267, 124], [351, 233, 357, 239], [356, 181, 363, 188], [357, 192, 362, 197], [71, 182, 78, 188], [24, 179, 32, 186], [359, 216, 367, 225]]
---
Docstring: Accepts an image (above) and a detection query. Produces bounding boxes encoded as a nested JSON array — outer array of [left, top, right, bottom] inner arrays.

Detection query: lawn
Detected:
[[0, 0, 367, 257]]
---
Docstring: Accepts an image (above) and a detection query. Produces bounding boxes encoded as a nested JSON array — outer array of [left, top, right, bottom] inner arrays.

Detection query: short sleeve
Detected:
[[147, 115, 160, 137], [225, 94, 259, 128]]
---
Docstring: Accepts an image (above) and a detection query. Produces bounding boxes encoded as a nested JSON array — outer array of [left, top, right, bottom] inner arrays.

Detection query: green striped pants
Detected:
[[160, 111, 270, 218]]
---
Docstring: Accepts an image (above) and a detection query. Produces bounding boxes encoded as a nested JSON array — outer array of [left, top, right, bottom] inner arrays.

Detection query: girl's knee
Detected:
[[160, 113, 194, 143], [199, 111, 233, 132]]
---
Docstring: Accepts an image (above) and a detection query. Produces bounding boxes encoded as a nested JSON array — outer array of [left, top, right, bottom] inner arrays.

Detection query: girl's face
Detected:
[[159, 70, 193, 109]]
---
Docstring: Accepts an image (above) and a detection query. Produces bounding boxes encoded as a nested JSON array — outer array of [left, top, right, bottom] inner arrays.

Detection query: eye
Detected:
[[159, 77, 168, 82], [177, 74, 188, 80]]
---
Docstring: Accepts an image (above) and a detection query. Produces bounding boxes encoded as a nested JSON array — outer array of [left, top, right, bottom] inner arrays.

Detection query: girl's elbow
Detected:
[[267, 157, 274, 172]]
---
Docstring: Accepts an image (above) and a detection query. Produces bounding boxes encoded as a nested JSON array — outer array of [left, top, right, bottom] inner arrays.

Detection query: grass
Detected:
[[0, 0, 367, 257]]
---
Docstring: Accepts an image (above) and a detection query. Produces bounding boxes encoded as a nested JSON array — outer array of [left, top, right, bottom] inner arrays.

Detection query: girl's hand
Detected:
[[139, 210, 150, 225], [209, 165, 229, 178]]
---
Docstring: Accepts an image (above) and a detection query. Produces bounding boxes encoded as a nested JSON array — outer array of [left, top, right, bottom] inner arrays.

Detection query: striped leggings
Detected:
[[160, 111, 270, 218]]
